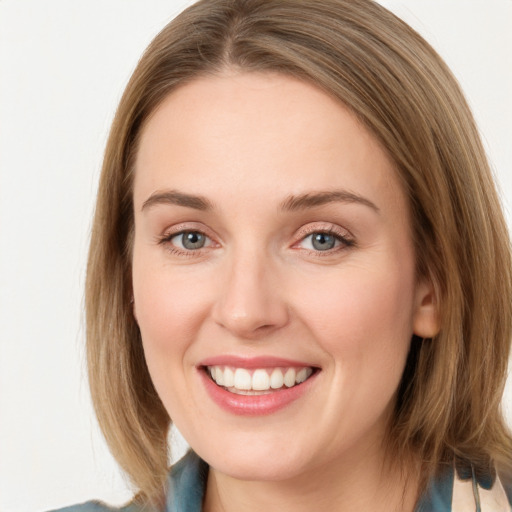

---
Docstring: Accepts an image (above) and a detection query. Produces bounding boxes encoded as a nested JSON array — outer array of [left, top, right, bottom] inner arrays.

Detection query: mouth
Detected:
[[198, 356, 320, 415], [204, 365, 316, 395]]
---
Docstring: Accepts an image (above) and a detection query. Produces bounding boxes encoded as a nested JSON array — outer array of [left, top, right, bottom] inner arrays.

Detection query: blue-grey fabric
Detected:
[[415, 467, 453, 512], [165, 450, 209, 512], [50, 450, 510, 512]]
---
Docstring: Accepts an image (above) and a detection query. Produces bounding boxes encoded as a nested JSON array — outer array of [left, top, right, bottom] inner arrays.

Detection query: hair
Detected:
[[85, 0, 512, 504]]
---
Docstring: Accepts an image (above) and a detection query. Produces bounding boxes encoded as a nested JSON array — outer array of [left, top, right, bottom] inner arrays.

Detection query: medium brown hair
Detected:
[[86, 0, 512, 503]]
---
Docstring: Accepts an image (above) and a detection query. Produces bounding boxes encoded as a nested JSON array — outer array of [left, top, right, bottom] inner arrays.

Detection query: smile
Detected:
[[207, 366, 314, 394], [199, 357, 320, 415]]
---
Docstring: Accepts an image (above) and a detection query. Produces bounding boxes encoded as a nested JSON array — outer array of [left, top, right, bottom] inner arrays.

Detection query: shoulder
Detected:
[[165, 450, 208, 512], [416, 465, 512, 512], [47, 451, 208, 512], [47, 502, 143, 512], [501, 472, 512, 509]]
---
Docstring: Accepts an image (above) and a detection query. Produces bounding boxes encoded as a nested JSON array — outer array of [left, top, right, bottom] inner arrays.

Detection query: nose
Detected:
[[211, 250, 289, 339]]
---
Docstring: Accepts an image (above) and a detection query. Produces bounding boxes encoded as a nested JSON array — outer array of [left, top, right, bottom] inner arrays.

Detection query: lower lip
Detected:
[[199, 368, 318, 416]]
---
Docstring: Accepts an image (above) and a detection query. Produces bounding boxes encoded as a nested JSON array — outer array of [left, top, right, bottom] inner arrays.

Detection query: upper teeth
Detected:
[[207, 366, 313, 392]]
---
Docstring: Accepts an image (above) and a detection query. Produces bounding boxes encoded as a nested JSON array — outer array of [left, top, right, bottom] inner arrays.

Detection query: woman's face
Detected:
[[132, 72, 438, 481]]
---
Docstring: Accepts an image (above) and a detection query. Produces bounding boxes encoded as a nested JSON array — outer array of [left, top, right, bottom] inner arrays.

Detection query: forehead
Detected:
[[133, 71, 404, 214]]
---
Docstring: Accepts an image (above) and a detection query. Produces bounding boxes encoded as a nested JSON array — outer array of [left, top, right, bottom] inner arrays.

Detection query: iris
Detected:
[[181, 231, 206, 250], [311, 233, 336, 251]]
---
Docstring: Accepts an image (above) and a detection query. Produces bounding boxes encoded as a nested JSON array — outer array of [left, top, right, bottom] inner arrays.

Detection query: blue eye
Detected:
[[310, 233, 337, 251], [299, 231, 352, 252], [170, 231, 210, 250]]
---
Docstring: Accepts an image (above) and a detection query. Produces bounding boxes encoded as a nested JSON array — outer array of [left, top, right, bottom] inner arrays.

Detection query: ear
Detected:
[[412, 277, 440, 338]]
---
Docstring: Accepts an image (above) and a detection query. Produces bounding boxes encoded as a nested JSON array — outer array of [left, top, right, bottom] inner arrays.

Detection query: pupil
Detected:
[[183, 232, 205, 249], [312, 233, 335, 251]]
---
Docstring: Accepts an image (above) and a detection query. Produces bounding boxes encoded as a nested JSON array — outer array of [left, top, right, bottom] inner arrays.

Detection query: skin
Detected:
[[132, 72, 439, 512]]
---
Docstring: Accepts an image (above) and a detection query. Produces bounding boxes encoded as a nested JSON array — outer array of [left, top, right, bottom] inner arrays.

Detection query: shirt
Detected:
[[51, 450, 512, 512]]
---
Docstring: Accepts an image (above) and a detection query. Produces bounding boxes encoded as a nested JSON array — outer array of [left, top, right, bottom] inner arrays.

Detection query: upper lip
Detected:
[[199, 355, 318, 369]]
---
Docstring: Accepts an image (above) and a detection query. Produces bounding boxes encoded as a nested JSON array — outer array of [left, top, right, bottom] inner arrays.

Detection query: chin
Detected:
[[213, 457, 309, 482], [195, 433, 317, 482]]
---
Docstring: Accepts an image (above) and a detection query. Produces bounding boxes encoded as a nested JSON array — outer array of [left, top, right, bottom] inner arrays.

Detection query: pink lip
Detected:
[[199, 355, 315, 369], [198, 365, 319, 417]]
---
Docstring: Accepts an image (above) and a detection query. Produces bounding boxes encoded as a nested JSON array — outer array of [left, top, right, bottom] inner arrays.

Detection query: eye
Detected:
[[167, 230, 212, 250], [308, 232, 338, 251], [297, 229, 354, 253]]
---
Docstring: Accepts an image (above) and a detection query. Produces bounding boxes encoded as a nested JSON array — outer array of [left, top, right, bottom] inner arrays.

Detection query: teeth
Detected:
[[270, 368, 284, 389], [223, 367, 234, 387], [207, 365, 314, 392], [214, 366, 224, 386], [296, 368, 309, 384], [234, 368, 252, 390], [284, 368, 296, 387], [252, 369, 270, 391]]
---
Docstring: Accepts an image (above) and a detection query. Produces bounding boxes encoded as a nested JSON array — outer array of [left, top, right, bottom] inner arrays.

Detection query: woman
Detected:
[[60, 0, 512, 510]]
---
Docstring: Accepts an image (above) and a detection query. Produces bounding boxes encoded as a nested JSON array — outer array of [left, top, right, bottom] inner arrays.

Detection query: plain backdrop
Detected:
[[1, 1, 511, 511]]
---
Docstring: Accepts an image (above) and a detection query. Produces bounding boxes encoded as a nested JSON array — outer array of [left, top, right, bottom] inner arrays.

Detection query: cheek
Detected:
[[292, 263, 416, 450], [131, 269, 211, 431], [297, 262, 416, 377], [131, 252, 216, 411], [133, 262, 211, 348]]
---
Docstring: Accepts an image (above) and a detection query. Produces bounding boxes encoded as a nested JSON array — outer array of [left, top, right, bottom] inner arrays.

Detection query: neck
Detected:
[[202, 444, 420, 512]]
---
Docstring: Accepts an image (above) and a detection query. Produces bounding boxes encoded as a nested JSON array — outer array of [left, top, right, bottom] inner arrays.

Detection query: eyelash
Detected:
[[156, 229, 215, 257], [295, 226, 355, 256], [156, 225, 355, 257]]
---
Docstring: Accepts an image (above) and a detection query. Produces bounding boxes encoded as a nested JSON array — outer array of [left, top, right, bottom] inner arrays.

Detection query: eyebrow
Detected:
[[280, 190, 379, 213], [141, 190, 214, 212], [141, 188, 379, 214]]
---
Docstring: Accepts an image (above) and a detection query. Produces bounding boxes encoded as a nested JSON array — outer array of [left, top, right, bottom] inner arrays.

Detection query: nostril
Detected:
[[213, 309, 289, 339]]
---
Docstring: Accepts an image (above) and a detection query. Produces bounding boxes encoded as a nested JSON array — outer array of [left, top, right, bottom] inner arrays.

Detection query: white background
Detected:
[[1, 1, 511, 511]]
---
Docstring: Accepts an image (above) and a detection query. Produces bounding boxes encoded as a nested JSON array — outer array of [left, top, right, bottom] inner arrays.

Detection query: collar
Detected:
[[165, 451, 511, 512], [165, 450, 208, 512]]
